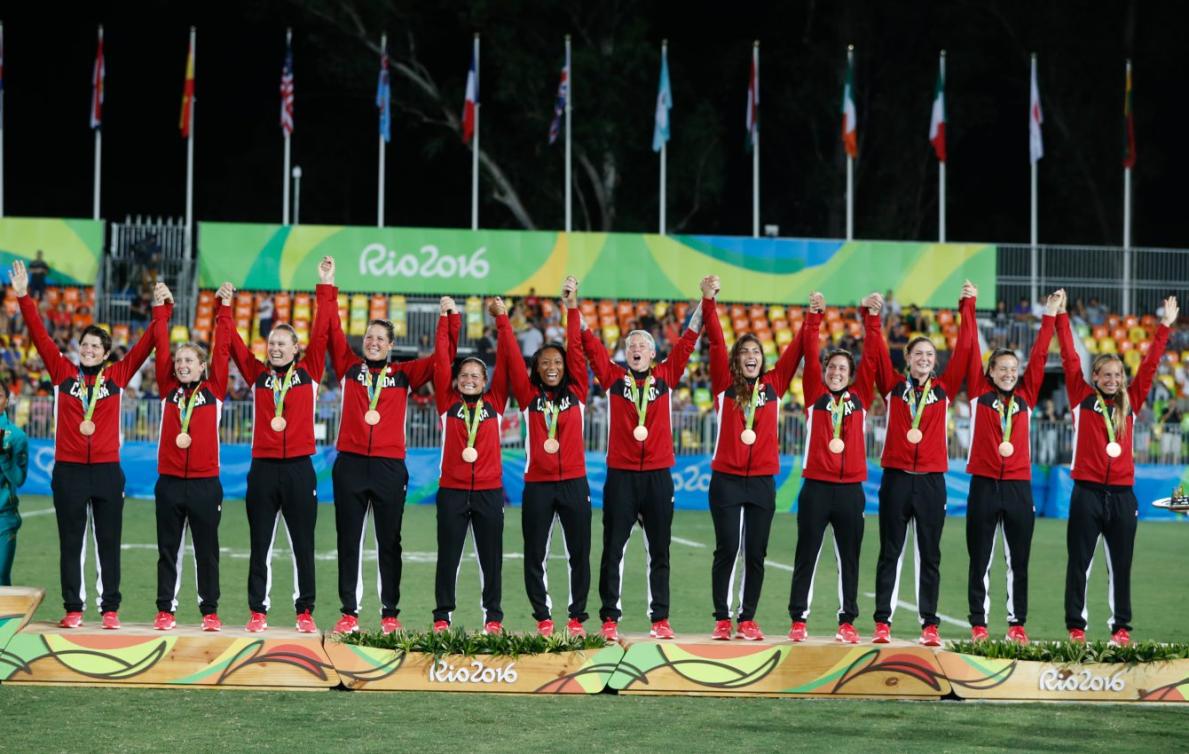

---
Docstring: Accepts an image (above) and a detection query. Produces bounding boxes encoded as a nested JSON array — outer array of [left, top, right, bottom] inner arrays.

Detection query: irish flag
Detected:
[[841, 48, 857, 158], [929, 53, 946, 162]]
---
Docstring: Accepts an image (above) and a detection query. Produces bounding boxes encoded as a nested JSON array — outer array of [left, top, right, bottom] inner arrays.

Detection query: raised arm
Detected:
[[154, 283, 179, 393], [563, 277, 590, 402], [703, 284, 730, 395], [863, 293, 898, 396], [938, 289, 976, 396], [326, 284, 357, 379], [581, 321, 618, 389], [798, 298, 824, 405], [1129, 296, 1177, 411], [432, 303, 457, 414], [109, 297, 172, 387], [657, 279, 714, 386], [489, 299, 515, 412], [221, 286, 266, 385], [853, 308, 883, 406], [1055, 291, 1093, 405], [301, 258, 338, 383], [403, 297, 457, 391], [1018, 291, 1060, 404], [12, 260, 73, 383]]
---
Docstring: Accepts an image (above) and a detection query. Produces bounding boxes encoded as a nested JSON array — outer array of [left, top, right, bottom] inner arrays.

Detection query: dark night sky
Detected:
[[2, 1, 1188, 248]]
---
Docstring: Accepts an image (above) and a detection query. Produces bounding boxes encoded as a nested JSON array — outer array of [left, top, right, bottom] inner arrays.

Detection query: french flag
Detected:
[[461, 50, 477, 144]]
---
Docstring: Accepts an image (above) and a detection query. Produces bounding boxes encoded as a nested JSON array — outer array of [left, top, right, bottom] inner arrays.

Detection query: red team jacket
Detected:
[[705, 300, 806, 477], [155, 300, 231, 478], [1057, 312, 1169, 487], [504, 309, 588, 483], [226, 284, 333, 460], [434, 312, 512, 491], [872, 295, 976, 474], [964, 307, 1055, 481], [20, 294, 168, 465], [801, 310, 881, 484], [329, 287, 460, 459], [582, 302, 705, 472]]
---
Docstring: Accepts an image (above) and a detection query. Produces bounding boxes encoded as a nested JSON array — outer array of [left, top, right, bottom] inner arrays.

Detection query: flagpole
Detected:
[[185, 27, 196, 255], [752, 41, 760, 238], [471, 33, 480, 231], [938, 50, 946, 243], [1122, 58, 1133, 314], [377, 32, 386, 228], [1029, 53, 1038, 308], [845, 45, 854, 241], [282, 28, 292, 225], [91, 25, 103, 220], [0, 22, 5, 218], [564, 34, 572, 233], [659, 39, 668, 236]]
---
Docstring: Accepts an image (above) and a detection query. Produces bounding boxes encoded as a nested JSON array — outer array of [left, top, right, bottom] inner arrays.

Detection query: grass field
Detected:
[[4, 495, 1188, 751]]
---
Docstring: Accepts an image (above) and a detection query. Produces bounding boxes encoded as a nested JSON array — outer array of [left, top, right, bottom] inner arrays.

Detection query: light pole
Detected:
[[291, 166, 303, 225]]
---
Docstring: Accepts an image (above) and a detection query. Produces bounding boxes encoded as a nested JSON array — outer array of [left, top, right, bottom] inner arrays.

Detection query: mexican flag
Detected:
[[929, 56, 946, 162], [841, 50, 857, 158]]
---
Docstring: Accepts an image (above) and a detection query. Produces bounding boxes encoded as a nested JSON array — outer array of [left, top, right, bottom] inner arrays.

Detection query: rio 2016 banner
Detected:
[[198, 222, 996, 307], [0, 218, 104, 285]]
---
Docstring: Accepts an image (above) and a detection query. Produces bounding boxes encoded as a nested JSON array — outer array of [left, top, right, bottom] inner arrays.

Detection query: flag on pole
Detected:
[[1, 24, 6, 119], [841, 51, 858, 158], [280, 34, 294, 135], [745, 52, 758, 152], [929, 57, 945, 162], [91, 30, 105, 129], [376, 44, 391, 143], [548, 56, 569, 145], [461, 49, 478, 144], [180, 36, 195, 138], [1123, 62, 1136, 169], [652, 47, 672, 153], [1029, 58, 1043, 163]]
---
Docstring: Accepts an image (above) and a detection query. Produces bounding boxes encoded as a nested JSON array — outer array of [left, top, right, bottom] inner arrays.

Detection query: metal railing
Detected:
[[101, 217, 195, 330], [12, 396, 1189, 467]]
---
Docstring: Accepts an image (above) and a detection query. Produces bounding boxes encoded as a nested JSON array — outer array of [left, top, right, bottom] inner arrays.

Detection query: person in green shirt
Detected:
[[0, 383, 30, 586]]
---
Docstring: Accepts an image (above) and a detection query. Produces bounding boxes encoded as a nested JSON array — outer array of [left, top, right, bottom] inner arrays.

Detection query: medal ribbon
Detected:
[[628, 375, 654, 428], [178, 383, 204, 434], [78, 367, 106, 423], [272, 364, 297, 419], [363, 367, 385, 412], [827, 391, 848, 440], [1095, 392, 1117, 443], [996, 395, 1016, 442], [542, 399, 560, 440], [905, 377, 933, 431], [460, 399, 484, 449], [742, 379, 762, 431]]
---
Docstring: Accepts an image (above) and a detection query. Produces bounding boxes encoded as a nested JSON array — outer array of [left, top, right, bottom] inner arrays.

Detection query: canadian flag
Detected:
[[929, 54, 945, 162], [841, 50, 857, 158], [461, 50, 477, 144]]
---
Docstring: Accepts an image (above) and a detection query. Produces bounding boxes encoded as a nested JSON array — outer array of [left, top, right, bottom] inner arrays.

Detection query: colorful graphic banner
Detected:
[[198, 222, 996, 307], [0, 218, 104, 285]]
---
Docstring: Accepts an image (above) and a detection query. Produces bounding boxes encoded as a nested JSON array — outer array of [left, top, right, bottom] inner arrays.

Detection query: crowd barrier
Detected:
[[21, 440, 1188, 521]]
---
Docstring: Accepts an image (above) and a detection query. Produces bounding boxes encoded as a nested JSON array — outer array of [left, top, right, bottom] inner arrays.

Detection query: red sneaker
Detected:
[[649, 618, 675, 639], [566, 618, 585, 638], [537, 619, 555, 637], [736, 620, 764, 641], [970, 625, 990, 642], [1005, 625, 1030, 645], [380, 616, 401, 635], [101, 611, 121, 630], [483, 621, 504, 635], [295, 610, 318, 634], [919, 624, 941, 647], [787, 621, 808, 642], [201, 614, 223, 632], [152, 611, 176, 631], [1109, 628, 1131, 647], [59, 611, 84, 629], [332, 614, 359, 635], [711, 619, 733, 641], [245, 612, 268, 633], [432, 620, 450, 633], [835, 623, 860, 644], [600, 619, 619, 641], [1068, 627, 1086, 644], [872, 622, 892, 644]]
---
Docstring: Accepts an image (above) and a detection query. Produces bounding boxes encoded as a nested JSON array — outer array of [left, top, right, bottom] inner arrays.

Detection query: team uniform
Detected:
[[869, 295, 976, 634], [0, 413, 30, 586], [962, 306, 1055, 634], [19, 293, 169, 618], [153, 300, 230, 622], [1056, 312, 1169, 636], [788, 309, 881, 633], [505, 309, 591, 628], [582, 303, 705, 628], [431, 312, 513, 627], [328, 291, 460, 625], [225, 284, 333, 626], [703, 302, 807, 632]]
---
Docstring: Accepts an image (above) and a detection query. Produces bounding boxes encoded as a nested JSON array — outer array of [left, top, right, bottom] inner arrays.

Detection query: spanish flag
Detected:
[[180, 30, 195, 138]]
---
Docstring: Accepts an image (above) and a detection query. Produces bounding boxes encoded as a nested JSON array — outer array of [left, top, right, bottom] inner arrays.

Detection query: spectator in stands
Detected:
[[26, 252, 51, 301], [888, 321, 910, 372], [1034, 399, 1061, 466], [257, 295, 275, 341], [517, 320, 544, 365], [474, 325, 496, 368], [883, 289, 902, 324], [1013, 296, 1033, 321], [1084, 296, 1108, 326]]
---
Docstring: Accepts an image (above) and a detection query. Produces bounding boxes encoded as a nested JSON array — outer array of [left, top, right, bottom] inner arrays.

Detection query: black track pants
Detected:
[[522, 478, 592, 622], [966, 475, 1034, 628], [433, 487, 504, 624], [872, 469, 947, 627], [708, 472, 775, 622], [598, 468, 675, 623], [788, 479, 865, 625], [332, 453, 408, 618], [51, 461, 125, 613], [1064, 482, 1138, 633], [245, 457, 318, 615], [155, 475, 222, 615]]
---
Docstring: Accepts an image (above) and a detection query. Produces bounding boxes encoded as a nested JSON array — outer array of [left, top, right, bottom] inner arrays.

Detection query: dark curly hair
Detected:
[[728, 334, 764, 410]]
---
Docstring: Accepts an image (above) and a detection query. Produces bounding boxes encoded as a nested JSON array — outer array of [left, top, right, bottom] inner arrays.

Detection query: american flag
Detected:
[[280, 32, 294, 136]]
